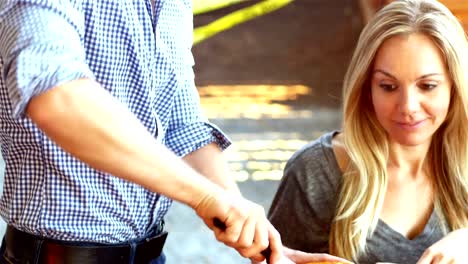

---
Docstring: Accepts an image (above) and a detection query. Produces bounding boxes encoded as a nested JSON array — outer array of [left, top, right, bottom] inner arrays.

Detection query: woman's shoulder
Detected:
[[269, 131, 344, 252], [330, 132, 349, 173], [284, 131, 343, 193], [286, 131, 342, 172]]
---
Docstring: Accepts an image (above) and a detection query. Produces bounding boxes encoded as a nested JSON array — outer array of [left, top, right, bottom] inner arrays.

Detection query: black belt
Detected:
[[3, 225, 168, 264]]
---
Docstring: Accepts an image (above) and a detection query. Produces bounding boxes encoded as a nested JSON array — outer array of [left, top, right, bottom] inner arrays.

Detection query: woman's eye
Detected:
[[420, 83, 438, 90], [379, 83, 397, 91]]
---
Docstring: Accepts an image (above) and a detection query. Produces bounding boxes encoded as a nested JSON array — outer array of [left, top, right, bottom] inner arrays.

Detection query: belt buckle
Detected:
[[134, 231, 168, 263], [158, 220, 165, 234]]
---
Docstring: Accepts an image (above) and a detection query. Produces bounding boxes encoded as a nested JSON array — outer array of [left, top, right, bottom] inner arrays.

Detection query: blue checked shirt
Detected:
[[0, 0, 230, 243]]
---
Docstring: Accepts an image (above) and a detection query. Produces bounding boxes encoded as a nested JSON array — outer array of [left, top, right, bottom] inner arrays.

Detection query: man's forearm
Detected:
[[26, 78, 222, 209], [25, 78, 285, 260], [183, 143, 241, 195]]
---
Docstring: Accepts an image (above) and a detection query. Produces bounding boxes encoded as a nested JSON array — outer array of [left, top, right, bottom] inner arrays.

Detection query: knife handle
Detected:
[[213, 218, 272, 264]]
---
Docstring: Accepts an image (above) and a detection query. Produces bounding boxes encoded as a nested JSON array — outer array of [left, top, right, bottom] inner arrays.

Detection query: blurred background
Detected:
[[164, 0, 360, 262], [0, 0, 466, 263]]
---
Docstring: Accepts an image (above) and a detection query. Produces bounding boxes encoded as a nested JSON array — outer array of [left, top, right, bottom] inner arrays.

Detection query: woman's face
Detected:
[[371, 33, 452, 146]]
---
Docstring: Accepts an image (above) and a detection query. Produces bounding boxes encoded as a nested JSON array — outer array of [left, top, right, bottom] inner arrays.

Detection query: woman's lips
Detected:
[[395, 119, 426, 130]]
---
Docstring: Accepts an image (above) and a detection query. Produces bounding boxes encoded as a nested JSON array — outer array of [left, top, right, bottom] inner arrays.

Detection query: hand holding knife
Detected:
[[213, 218, 272, 263]]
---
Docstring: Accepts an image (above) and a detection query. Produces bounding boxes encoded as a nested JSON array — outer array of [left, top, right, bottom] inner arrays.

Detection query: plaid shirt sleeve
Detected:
[[164, 67, 231, 157], [0, 2, 94, 118]]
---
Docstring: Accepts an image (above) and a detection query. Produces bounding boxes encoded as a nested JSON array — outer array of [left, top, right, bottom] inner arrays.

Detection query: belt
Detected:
[[3, 225, 168, 264]]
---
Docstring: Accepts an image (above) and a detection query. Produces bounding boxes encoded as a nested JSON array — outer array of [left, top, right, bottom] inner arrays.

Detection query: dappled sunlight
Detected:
[[199, 84, 312, 119], [223, 137, 309, 182], [198, 84, 339, 182]]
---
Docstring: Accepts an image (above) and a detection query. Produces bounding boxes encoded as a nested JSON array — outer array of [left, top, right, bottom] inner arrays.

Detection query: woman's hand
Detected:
[[252, 246, 353, 264], [416, 228, 468, 264]]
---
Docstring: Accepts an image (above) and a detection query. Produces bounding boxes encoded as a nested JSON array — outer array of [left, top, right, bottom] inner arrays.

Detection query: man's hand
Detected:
[[193, 191, 283, 262]]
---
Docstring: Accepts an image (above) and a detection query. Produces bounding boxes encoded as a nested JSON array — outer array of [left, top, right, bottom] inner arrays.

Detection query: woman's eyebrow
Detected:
[[373, 69, 444, 80], [416, 73, 444, 80], [372, 69, 396, 79]]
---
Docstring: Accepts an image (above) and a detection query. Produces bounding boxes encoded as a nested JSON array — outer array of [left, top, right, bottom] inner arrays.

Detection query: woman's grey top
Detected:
[[268, 131, 448, 264]]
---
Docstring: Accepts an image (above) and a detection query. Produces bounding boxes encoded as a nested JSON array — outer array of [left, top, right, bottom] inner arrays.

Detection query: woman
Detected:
[[268, 0, 468, 263]]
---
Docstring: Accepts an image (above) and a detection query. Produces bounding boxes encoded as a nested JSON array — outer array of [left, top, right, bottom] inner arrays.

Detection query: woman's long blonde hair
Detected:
[[329, 0, 468, 260]]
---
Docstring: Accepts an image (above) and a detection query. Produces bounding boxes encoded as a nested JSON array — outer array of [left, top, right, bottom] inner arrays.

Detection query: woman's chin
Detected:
[[390, 135, 431, 147]]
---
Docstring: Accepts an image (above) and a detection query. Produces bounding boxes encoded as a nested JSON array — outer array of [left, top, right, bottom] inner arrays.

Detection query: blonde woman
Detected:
[[268, 0, 468, 263]]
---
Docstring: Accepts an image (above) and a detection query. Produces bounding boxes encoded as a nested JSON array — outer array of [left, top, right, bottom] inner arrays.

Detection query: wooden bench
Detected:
[[359, 0, 468, 31]]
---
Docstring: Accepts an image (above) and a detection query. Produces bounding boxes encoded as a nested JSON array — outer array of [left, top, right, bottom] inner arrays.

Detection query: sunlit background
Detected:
[[198, 84, 336, 182]]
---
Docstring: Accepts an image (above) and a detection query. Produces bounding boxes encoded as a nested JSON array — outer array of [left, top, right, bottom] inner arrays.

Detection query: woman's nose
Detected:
[[398, 87, 420, 115]]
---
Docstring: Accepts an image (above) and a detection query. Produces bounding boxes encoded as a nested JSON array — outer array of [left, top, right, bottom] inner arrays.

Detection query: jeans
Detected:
[[149, 253, 166, 264]]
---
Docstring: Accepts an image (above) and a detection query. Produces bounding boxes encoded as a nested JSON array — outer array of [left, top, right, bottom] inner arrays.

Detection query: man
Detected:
[[0, 0, 282, 263]]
